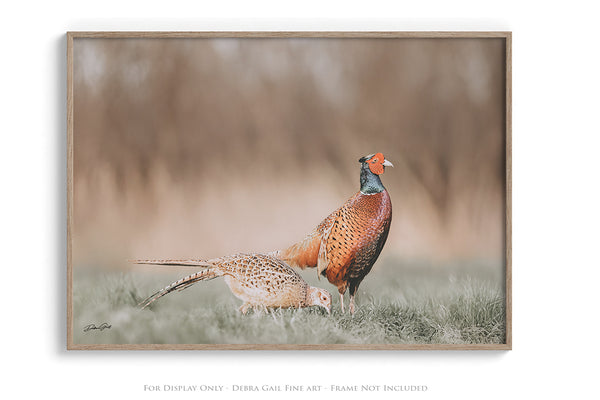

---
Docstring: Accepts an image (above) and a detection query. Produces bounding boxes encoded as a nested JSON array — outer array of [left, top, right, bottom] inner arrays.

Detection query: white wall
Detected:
[[2, 1, 598, 399]]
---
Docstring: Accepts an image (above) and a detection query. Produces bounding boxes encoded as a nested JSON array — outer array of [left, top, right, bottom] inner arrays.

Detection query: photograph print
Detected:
[[67, 32, 511, 349]]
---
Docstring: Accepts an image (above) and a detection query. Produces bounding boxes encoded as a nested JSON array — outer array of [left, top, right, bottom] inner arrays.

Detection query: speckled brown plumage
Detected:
[[135, 253, 332, 314], [270, 153, 393, 314]]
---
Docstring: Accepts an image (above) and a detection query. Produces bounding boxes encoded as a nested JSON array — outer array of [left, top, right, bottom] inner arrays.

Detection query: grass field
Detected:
[[72, 258, 505, 345]]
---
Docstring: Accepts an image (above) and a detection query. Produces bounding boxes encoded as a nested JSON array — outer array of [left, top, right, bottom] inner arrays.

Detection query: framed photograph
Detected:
[[67, 31, 511, 350]]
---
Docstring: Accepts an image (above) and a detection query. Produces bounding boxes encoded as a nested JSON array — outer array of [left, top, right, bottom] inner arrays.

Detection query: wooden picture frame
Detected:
[[67, 31, 511, 350]]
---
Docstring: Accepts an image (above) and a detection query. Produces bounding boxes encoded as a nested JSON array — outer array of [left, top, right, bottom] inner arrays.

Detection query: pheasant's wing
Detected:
[[321, 211, 362, 281], [316, 221, 332, 278]]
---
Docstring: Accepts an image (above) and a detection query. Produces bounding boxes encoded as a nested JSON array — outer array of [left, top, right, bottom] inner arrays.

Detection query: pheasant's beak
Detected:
[[383, 159, 394, 167]]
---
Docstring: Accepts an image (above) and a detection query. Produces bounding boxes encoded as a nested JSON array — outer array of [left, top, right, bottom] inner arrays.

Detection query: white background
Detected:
[[2, 1, 599, 399]]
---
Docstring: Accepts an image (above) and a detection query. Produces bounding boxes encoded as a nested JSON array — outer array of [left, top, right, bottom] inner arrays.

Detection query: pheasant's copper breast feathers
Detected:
[[324, 191, 392, 288]]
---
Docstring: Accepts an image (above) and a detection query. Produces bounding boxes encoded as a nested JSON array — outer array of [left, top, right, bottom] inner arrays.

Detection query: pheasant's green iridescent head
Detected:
[[358, 153, 393, 194]]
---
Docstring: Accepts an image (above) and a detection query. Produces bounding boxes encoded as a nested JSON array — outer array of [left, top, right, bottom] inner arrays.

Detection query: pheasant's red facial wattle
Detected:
[[367, 152, 386, 175]]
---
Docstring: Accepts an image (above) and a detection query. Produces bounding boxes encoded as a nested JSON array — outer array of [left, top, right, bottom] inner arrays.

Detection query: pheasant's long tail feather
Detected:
[[131, 259, 213, 267], [138, 268, 219, 309]]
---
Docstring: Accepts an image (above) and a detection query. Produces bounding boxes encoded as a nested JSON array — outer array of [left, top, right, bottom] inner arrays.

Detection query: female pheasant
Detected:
[[135, 253, 332, 314], [270, 153, 393, 314]]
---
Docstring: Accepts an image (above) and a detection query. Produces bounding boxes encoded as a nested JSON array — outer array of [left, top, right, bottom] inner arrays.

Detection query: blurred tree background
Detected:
[[72, 37, 506, 269]]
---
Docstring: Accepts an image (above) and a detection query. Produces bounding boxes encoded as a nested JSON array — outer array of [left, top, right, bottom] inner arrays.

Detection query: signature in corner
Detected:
[[83, 323, 112, 332]]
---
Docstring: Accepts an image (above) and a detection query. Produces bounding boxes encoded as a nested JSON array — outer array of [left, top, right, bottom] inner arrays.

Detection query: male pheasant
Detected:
[[135, 253, 332, 314], [270, 153, 393, 314]]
